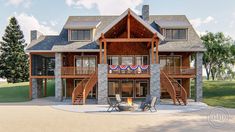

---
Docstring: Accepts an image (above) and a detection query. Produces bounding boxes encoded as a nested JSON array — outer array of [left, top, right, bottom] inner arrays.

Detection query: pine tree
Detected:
[[0, 17, 29, 83]]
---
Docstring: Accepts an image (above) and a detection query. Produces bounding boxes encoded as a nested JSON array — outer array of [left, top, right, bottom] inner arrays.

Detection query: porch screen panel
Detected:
[[121, 57, 133, 65]]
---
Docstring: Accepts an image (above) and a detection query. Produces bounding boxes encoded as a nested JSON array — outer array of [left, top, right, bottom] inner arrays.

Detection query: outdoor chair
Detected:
[[140, 95, 152, 110], [144, 96, 157, 112], [107, 97, 120, 112], [115, 94, 122, 103]]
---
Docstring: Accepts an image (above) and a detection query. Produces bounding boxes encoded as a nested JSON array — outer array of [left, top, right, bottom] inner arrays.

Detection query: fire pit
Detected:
[[118, 97, 137, 111]]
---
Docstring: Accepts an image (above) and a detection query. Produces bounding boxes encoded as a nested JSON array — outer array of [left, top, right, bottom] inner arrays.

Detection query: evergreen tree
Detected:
[[0, 17, 29, 83]]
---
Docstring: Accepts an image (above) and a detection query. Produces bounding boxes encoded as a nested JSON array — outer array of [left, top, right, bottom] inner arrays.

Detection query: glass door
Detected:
[[121, 80, 134, 97]]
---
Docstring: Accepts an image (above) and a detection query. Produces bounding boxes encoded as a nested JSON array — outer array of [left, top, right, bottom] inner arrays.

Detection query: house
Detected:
[[25, 5, 205, 105]]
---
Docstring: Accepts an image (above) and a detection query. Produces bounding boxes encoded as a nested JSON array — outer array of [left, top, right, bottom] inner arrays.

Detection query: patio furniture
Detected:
[[140, 95, 152, 110], [115, 94, 122, 103], [144, 96, 157, 112], [107, 97, 120, 112]]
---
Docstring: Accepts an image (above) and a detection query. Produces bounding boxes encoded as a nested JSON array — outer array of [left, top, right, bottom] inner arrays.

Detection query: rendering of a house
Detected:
[[25, 5, 205, 105]]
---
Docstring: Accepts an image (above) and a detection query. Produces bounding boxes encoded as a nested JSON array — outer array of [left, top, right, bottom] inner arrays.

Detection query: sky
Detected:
[[0, 0, 235, 43]]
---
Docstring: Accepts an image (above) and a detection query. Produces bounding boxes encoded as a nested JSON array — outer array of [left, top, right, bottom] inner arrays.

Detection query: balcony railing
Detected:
[[61, 67, 96, 76], [108, 65, 150, 74], [162, 66, 195, 75]]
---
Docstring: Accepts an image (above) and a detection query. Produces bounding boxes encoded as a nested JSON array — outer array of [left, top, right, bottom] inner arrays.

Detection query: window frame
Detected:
[[69, 29, 92, 41], [164, 28, 188, 41]]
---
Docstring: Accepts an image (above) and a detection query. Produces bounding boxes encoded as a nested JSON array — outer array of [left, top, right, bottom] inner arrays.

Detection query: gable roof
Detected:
[[96, 9, 164, 40], [26, 13, 205, 52]]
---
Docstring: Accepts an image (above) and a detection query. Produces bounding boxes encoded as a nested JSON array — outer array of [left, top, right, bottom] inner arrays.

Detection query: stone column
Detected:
[[195, 52, 203, 102], [32, 78, 43, 99], [150, 64, 160, 104], [55, 53, 63, 101], [98, 64, 108, 104]]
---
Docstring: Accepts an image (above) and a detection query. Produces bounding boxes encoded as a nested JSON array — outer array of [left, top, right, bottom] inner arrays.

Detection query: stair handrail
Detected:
[[160, 70, 176, 104], [168, 76, 188, 105], [82, 68, 98, 104], [72, 76, 89, 104]]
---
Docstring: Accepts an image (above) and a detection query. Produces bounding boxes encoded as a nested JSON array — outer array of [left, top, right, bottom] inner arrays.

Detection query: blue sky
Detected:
[[1, 0, 235, 43]]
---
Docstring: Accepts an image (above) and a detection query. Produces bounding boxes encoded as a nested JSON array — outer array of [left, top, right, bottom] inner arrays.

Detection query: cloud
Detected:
[[65, 0, 143, 15], [5, 0, 31, 7], [14, 13, 58, 43], [190, 16, 215, 28]]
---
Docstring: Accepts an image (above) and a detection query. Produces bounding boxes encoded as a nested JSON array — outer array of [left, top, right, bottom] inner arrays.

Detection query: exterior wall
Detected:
[[150, 64, 160, 104], [195, 52, 203, 102], [107, 42, 149, 55], [98, 64, 108, 104], [55, 53, 63, 101]]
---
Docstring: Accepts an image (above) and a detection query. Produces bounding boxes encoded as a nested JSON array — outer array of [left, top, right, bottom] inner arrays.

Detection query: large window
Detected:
[[108, 81, 120, 97], [165, 29, 187, 40], [71, 29, 91, 40], [135, 80, 148, 97], [75, 56, 96, 74], [160, 56, 182, 74]]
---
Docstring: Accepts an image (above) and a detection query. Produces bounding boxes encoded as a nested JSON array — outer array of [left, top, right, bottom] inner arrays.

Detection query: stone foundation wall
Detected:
[[55, 53, 63, 101], [150, 64, 160, 104], [195, 52, 203, 102], [98, 64, 108, 104], [32, 78, 43, 99]]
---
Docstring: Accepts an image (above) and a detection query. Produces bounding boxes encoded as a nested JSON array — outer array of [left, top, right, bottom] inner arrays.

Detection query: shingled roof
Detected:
[[26, 13, 205, 53]]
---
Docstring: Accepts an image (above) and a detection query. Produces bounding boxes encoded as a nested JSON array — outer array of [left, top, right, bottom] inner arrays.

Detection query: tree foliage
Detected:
[[201, 32, 235, 80], [0, 17, 29, 83]]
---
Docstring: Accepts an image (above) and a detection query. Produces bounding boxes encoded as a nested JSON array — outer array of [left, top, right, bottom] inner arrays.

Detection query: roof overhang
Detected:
[[95, 9, 165, 40]]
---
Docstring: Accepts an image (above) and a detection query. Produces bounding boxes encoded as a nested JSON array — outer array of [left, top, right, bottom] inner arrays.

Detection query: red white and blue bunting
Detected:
[[119, 65, 129, 70], [109, 65, 119, 70], [140, 65, 149, 70], [129, 65, 139, 70]]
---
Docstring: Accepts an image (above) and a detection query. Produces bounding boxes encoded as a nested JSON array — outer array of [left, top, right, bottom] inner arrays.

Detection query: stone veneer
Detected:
[[55, 53, 63, 101], [98, 64, 108, 104], [150, 64, 161, 104], [195, 52, 203, 102], [32, 78, 43, 99]]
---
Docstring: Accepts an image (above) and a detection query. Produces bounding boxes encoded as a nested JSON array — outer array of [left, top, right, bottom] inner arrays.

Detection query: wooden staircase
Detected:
[[72, 70, 98, 105], [160, 71, 187, 105]]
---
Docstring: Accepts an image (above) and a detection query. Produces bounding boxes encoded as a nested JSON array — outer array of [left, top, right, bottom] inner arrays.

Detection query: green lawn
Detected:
[[202, 80, 235, 108], [0, 80, 235, 108], [0, 80, 55, 102]]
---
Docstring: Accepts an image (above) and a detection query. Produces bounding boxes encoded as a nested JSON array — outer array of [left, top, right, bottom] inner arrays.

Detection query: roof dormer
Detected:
[[64, 20, 101, 41]]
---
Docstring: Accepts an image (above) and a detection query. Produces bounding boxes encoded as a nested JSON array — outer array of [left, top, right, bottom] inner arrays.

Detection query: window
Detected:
[[71, 29, 91, 40], [121, 57, 133, 65], [108, 81, 120, 97], [159, 56, 182, 74], [135, 81, 148, 97], [108, 56, 119, 65], [135, 56, 148, 65], [165, 29, 187, 40], [121, 80, 134, 97]]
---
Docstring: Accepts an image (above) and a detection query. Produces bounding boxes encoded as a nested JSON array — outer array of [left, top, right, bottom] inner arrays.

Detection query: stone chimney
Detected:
[[142, 5, 149, 21], [30, 30, 42, 42]]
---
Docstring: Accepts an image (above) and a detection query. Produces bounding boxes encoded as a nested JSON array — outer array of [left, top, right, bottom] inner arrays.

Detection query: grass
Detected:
[[202, 80, 235, 108], [0, 80, 55, 103], [0, 80, 235, 108]]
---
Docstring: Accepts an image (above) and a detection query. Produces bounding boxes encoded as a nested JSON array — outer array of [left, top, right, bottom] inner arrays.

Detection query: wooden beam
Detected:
[[105, 38, 152, 42], [99, 40, 102, 64], [127, 10, 130, 38], [29, 53, 32, 99], [155, 38, 159, 64], [44, 78, 47, 97], [30, 76, 55, 79], [151, 40, 154, 64], [104, 40, 107, 64]]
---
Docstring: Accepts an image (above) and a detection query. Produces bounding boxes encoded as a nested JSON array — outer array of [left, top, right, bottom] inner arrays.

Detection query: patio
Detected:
[[51, 98, 208, 115]]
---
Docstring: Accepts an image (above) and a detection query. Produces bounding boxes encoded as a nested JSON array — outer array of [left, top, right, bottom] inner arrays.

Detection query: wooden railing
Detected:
[[168, 76, 187, 105], [108, 65, 150, 74], [160, 71, 176, 104], [162, 66, 195, 75], [61, 67, 96, 76], [82, 69, 98, 104], [72, 77, 89, 104]]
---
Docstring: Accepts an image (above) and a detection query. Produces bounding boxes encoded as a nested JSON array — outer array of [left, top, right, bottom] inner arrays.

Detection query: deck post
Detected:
[[44, 78, 47, 97], [99, 40, 103, 64], [195, 52, 203, 102], [55, 52, 63, 101], [104, 40, 107, 64], [97, 64, 108, 104], [155, 38, 159, 64], [151, 40, 154, 64]]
